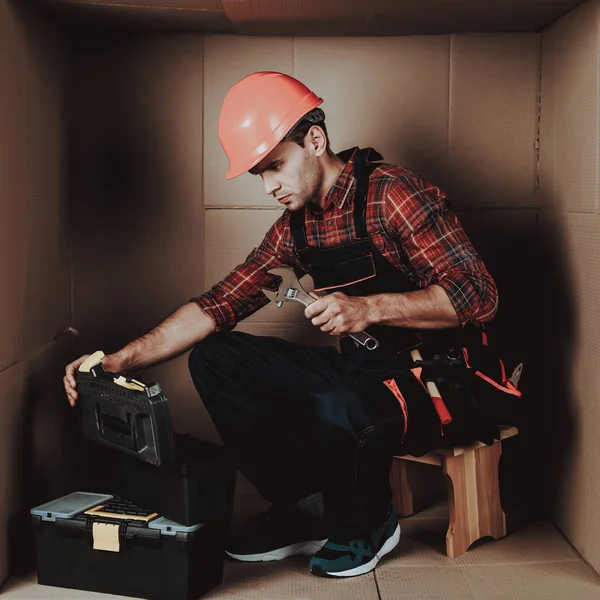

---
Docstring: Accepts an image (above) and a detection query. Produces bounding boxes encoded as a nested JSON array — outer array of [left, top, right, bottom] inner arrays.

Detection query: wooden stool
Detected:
[[390, 426, 518, 558]]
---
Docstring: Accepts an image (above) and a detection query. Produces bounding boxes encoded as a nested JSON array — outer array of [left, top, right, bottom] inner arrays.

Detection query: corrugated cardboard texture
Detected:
[[0, 0, 27, 371], [21, 9, 70, 355], [448, 34, 540, 208], [203, 35, 294, 208], [219, 559, 380, 600], [294, 35, 450, 184], [455, 562, 600, 600], [0, 1, 72, 585], [21, 334, 75, 505], [0, 0, 70, 370], [541, 0, 599, 213], [550, 214, 600, 564], [0, 331, 76, 590], [0, 363, 24, 588], [205, 34, 539, 210], [71, 32, 205, 354], [540, 0, 600, 576], [34, 0, 587, 35], [204, 207, 310, 327]]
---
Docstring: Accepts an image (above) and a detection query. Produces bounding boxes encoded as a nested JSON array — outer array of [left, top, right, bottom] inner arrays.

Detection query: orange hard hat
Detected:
[[218, 72, 323, 179]]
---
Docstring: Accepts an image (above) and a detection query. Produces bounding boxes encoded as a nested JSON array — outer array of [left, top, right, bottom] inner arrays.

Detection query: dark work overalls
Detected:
[[188, 148, 497, 533]]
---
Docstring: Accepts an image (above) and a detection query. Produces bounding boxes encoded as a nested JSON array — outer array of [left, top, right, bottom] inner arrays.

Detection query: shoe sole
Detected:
[[226, 539, 328, 562], [312, 523, 401, 578]]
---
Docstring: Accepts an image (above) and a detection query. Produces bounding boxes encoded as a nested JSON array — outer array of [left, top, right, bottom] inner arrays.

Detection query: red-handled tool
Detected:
[[410, 349, 452, 425]]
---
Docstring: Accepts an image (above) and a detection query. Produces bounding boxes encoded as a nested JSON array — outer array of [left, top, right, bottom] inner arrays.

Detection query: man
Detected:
[[64, 72, 516, 578]]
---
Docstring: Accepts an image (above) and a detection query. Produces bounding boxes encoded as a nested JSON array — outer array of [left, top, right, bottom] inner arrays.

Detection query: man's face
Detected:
[[250, 140, 322, 212]]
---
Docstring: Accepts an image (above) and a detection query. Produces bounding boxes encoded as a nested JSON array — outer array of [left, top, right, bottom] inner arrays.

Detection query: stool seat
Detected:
[[390, 426, 518, 558]]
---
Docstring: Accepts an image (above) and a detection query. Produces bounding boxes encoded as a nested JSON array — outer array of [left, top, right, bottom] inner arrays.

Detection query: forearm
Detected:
[[368, 285, 460, 329], [112, 303, 216, 372]]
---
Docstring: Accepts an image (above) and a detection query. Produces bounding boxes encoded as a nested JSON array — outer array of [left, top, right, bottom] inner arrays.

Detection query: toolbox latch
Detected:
[[92, 522, 120, 552]]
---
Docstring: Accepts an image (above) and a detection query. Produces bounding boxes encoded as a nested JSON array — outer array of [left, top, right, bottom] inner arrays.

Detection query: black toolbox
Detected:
[[75, 354, 236, 526], [31, 492, 225, 600]]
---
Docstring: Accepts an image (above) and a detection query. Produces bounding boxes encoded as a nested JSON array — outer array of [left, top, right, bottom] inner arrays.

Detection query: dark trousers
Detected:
[[188, 331, 441, 533]]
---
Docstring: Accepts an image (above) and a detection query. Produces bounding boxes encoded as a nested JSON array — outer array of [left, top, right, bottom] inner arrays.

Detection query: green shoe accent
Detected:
[[309, 506, 400, 577]]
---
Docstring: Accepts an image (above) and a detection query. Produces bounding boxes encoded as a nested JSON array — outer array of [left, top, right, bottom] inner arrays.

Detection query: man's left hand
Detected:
[[304, 292, 374, 336]]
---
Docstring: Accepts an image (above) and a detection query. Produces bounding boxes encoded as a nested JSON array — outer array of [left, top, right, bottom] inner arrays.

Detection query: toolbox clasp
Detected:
[[92, 522, 120, 552]]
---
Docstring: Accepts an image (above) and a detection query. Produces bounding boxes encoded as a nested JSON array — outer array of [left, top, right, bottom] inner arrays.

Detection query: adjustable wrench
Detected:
[[262, 266, 379, 350]]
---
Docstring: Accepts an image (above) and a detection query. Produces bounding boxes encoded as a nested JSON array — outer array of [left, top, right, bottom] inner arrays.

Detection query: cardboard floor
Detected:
[[3, 502, 600, 600]]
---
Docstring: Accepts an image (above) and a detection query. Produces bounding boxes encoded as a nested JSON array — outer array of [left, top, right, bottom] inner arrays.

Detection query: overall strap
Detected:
[[290, 147, 379, 251]]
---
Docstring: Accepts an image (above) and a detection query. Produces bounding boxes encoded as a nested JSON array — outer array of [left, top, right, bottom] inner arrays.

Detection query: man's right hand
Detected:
[[63, 353, 124, 407]]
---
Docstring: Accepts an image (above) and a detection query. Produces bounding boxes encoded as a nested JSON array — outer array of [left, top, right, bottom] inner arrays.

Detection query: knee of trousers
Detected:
[[310, 384, 405, 449], [309, 385, 372, 442], [188, 332, 241, 384], [189, 331, 234, 367]]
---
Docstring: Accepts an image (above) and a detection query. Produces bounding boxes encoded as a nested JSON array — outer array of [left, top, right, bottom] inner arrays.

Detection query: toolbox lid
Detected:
[[76, 353, 176, 467], [147, 516, 204, 535], [31, 492, 114, 522]]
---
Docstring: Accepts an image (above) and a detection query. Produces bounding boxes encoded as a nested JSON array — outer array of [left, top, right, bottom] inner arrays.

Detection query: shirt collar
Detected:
[[323, 147, 383, 210]]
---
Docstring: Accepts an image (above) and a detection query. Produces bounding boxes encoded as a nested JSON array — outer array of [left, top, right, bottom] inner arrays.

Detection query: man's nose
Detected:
[[263, 174, 281, 197]]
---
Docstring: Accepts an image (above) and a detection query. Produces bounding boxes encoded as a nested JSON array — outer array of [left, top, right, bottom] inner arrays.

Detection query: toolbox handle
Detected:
[[96, 403, 141, 452]]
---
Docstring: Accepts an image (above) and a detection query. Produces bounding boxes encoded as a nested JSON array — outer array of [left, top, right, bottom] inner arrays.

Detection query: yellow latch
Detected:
[[92, 522, 120, 552], [113, 376, 145, 391], [79, 351, 105, 373]]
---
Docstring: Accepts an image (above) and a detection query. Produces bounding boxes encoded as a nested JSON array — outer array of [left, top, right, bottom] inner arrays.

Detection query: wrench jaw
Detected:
[[261, 286, 307, 308], [261, 288, 284, 308]]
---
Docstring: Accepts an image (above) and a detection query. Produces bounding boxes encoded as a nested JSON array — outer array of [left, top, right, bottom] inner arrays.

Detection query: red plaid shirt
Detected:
[[192, 147, 498, 332]]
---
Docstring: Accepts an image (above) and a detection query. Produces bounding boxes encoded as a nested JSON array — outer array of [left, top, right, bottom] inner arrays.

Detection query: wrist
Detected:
[[366, 295, 382, 327], [105, 349, 134, 374]]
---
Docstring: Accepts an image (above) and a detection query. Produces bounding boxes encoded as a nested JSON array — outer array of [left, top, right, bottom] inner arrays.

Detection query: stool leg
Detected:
[[390, 458, 414, 517], [442, 442, 506, 558]]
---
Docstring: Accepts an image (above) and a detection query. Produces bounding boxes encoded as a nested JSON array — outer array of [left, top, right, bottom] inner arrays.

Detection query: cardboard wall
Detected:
[[539, 0, 600, 575], [70, 31, 208, 437], [0, 0, 73, 588]]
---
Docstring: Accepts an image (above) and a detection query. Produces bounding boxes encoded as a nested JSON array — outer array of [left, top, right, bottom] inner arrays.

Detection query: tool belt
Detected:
[[404, 326, 523, 448]]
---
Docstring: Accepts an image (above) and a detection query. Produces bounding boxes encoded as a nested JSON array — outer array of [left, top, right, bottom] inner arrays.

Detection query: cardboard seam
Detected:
[[66, 37, 76, 335], [51, 2, 220, 13], [201, 33, 205, 296], [535, 36, 542, 196], [448, 33, 453, 154], [551, 22, 557, 211], [19, 15, 27, 369], [0, 327, 76, 375], [202, 33, 207, 296], [366, 558, 584, 569], [205, 205, 285, 211]]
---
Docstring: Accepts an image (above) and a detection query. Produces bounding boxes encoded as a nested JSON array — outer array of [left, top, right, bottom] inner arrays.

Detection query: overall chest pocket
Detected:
[[301, 239, 376, 292]]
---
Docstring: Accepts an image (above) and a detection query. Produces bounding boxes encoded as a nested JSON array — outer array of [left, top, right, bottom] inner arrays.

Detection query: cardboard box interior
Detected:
[[1, 0, 599, 589]]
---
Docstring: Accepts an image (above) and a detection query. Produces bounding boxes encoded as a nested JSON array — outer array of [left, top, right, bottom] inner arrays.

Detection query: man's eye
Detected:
[[273, 163, 282, 171]]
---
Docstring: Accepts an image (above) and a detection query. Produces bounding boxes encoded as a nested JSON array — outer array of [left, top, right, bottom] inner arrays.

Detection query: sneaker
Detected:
[[309, 505, 400, 578], [225, 504, 329, 562]]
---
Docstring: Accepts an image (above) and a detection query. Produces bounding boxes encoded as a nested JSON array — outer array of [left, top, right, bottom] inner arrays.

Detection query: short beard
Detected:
[[301, 155, 324, 211]]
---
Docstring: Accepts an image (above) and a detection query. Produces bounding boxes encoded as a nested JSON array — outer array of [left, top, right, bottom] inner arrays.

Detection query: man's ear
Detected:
[[307, 125, 327, 157]]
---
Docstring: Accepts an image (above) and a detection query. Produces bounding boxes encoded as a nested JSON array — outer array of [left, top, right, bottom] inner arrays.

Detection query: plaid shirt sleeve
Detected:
[[384, 174, 498, 326], [191, 213, 306, 332]]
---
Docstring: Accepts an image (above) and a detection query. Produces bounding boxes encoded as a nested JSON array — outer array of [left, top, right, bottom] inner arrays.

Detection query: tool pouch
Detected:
[[416, 328, 523, 447]]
